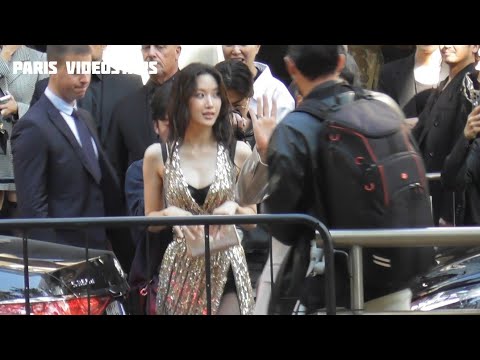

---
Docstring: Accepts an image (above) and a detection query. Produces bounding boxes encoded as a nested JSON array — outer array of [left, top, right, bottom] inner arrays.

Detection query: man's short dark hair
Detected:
[[287, 45, 339, 80], [47, 45, 91, 65], [151, 82, 173, 121], [215, 59, 254, 99]]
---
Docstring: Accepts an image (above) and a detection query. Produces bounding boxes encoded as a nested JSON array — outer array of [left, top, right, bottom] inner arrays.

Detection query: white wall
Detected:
[[178, 45, 224, 68], [102, 45, 148, 83], [102, 45, 224, 84]]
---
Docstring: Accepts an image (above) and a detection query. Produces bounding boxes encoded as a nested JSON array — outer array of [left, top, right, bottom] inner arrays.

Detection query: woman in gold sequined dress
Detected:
[[143, 63, 256, 315]]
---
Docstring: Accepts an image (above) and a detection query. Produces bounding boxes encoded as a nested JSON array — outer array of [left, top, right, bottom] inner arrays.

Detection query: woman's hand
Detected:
[[212, 200, 239, 216], [162, 206, 193, 217], [147, 206, 192, 233], [249, 94, 277, 163], [174, 224, 204, 243], [210, 201, 240, 237], [212, 200, 256, 231]]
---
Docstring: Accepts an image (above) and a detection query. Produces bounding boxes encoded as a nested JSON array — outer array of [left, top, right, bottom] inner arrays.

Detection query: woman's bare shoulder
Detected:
[[144, 143, 164, 163]]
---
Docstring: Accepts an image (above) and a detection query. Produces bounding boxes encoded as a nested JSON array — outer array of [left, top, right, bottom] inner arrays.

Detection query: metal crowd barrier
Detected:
[[0, 214, 336, 315], [2, 174, 469, 315], [308, 171, 468, 313], [321, 227, 480, 312], [426, 171, 457, 226]]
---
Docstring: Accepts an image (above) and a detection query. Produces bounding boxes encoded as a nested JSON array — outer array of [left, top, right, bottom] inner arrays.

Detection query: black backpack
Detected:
[[269, 86, 435, 314], [300, 86, 433, 230]]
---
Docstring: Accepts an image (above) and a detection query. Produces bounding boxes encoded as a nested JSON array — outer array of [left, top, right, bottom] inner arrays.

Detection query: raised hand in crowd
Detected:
[[249, 94, 277, 163]]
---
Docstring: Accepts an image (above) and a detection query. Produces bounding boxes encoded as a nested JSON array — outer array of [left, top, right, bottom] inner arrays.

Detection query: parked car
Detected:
[[0, 235, 129, 315], [410, 246, 480, 311]]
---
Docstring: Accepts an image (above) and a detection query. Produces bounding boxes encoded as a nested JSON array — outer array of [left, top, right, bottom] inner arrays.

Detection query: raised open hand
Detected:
[[249, 94, 277, 162]]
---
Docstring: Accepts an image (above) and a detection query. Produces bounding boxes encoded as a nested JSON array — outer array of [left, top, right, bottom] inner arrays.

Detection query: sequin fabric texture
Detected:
[[156, 142, 255, 315]]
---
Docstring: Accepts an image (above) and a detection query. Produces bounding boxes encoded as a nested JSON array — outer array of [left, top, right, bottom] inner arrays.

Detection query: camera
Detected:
[[0, 94, 12, 105]]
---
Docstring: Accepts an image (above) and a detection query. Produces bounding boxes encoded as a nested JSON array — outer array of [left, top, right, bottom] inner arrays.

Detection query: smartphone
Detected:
[[0, 95, 12, 105]]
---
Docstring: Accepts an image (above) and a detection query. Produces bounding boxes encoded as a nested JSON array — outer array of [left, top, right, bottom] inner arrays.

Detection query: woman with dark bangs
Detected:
[[143, 63, 256, 315]]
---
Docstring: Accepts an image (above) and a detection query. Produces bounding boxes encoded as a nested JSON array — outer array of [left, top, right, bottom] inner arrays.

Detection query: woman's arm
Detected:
[[143, 143, 166, 232], [143, 144, 193, 232], [222, 141, 257, 229], [235, 95, 277, 205]]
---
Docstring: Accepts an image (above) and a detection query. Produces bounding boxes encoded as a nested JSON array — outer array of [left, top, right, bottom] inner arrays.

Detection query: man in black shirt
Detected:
[[106, 45, 181, 190]]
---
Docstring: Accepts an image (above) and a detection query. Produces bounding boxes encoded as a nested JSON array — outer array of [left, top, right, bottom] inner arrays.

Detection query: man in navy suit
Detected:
[[11, 45, 122, 250], [30, 45, 143, 272], [30, 45, 143, 148]]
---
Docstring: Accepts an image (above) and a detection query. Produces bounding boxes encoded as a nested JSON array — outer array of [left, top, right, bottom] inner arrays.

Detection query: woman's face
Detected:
[[188, 73, 222, 128]]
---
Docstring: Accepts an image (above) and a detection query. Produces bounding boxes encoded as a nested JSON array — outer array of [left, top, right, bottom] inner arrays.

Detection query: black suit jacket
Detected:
[[411, 63, 476, 224], [11, 94, 122, 249], [377, 54, 419, 118], [31, 71, 143, 147], [107, 76, 175, 189]]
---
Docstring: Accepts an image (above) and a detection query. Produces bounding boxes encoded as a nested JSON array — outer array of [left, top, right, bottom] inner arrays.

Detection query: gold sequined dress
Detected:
[[156, 142, 255, 315]]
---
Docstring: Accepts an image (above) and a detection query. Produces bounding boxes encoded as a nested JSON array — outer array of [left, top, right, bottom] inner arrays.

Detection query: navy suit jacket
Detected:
[[31, 72, 143, 147], [11, 94, 122, 249]]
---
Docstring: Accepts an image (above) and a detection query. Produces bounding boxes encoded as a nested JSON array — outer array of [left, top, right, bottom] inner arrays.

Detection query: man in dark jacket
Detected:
[[107, 45, 180, 191], [442, 71, 480, 226], [377, 45, 447, 119], [12, 45, 123, 250], [264, 45, 435, 313], [412, 45, 479, 226], [29, 45, 143, 273], [31, 45, 143, 148]]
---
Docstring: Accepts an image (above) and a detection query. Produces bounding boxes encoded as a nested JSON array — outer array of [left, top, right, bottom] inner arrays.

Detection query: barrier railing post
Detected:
[[146, 230, 151, 314], [22, 229, 30, 316], [315, 220, 336, 315], [204, 225, 212, 315], [84, 230, 91, 315], [269, 233, 274, 310], [350, 245, 364, 312]]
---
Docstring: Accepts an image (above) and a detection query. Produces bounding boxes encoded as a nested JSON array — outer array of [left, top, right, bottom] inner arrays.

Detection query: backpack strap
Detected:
[[294, 90, 356, 121], [294, 82, 404, 124]]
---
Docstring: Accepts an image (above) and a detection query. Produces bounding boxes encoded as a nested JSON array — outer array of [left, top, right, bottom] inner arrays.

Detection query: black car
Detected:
[[410, 247, 480, 311], [0, 235, 129, 315]]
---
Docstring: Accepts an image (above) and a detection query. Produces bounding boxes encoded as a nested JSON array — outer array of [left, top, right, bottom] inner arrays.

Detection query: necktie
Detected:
[[71, 109, 102, 182]]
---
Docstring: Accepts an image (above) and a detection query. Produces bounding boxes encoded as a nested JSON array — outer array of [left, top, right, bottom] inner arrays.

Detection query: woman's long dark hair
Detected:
[[168, 62, 234, 157]]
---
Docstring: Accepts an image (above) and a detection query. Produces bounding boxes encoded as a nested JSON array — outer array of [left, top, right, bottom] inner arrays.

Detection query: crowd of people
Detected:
[[1, 44, 479, 315]]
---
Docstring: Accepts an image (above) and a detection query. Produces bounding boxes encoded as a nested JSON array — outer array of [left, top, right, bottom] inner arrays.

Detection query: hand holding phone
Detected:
[[0, 94, 12, 105]]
